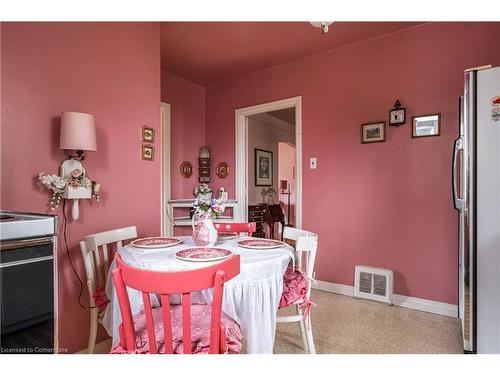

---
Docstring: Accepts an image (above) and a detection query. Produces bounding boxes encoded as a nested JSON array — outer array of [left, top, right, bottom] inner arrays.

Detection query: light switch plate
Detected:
[[310, 157, 317, 169]]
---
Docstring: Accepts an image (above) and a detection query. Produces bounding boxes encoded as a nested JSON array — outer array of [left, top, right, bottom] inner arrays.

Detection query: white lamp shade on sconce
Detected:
[[59, 111, 97, 151]]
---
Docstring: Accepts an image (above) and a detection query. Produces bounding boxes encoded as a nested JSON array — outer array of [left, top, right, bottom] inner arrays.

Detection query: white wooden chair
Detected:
[[277, 227, 319, 354], [80, 226, 137, 353]]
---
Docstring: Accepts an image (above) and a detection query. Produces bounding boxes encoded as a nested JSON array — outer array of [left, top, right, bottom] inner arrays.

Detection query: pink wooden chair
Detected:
[[111, 253, 242, 354], [214, 222, 256, 236]]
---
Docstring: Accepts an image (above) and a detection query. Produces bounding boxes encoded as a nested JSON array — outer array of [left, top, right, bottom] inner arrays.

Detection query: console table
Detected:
[[165, 199, 238, 236]]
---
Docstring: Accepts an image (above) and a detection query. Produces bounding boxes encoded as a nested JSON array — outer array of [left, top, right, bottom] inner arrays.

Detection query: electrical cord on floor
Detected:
[[62, 199, 104, 310]]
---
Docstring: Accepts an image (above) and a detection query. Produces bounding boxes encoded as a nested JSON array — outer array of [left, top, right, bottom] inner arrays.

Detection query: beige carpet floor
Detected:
[[90, 289, 463, 354], [273, 289, 463, 354]]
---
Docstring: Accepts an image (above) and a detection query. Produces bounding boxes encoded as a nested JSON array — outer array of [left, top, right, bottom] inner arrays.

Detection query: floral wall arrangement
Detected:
[[38, 168, 101, 211]]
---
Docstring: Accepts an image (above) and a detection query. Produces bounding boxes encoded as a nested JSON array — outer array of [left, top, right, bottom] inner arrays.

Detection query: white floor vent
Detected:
[[354, 265, 393, 304]]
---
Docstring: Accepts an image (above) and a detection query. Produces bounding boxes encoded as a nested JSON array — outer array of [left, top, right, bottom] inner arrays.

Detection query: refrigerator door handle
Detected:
[[453, 137, 464, 211]]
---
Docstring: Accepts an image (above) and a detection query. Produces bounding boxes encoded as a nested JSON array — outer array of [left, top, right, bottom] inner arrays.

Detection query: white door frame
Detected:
[[160, 102, 171, 236], [235, 96, 302, 228]]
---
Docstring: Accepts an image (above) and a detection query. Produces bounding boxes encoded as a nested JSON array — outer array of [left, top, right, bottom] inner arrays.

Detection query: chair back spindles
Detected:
[[209, 270, 226, 353], [181, 293, 192, 354], [112, 267, 136, 351], [112, 253, 240, 354], [160, 295, 174, 354], [282, 227, 319, 298], [142, 292, 158, 354], [81, 226, 138, 296], [102, 243, 110, 279], [296, 236, 318, 296]]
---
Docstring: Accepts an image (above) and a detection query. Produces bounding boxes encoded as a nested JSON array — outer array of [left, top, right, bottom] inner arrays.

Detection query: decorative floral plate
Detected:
[[175, 248, 232, 262], [130, 237, 183, 249], [218, 232, 239, 241], [237, 239, 285, 250]]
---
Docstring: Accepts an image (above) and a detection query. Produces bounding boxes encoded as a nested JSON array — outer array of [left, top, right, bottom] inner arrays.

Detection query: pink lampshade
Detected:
[[59, 111, 97, 151]]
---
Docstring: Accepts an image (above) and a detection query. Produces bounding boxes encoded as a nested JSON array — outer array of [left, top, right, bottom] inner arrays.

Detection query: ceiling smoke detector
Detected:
[[309, 22, 334, 34]]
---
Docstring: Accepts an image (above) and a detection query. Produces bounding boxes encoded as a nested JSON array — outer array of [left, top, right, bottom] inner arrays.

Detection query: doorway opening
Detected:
[[235, 96, 302, 237]]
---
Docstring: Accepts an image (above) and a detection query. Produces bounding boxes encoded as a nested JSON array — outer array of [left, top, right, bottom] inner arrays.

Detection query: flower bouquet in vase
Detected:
[[192, 197, 225, 247], [193, 183, 212, 201]]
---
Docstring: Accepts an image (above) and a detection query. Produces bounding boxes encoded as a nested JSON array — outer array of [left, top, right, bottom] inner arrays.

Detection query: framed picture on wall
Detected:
[[412, 114, 440, 138], [361, 122, 386, 144], [255, 148, 273, 186], [142, 127, 155, 143], [141, 145, 154, 161]]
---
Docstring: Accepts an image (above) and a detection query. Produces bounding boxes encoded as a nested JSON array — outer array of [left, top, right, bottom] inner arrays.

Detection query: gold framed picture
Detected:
[[141, 145, 154, 161], [361, 122, 386, 144], [142, 127, 155, 143]]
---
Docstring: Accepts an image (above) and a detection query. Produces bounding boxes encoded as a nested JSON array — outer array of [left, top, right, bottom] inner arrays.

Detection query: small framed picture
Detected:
[[216, 162, 230, 179], [412, 114, 440, 138], [389, 100, 406, 126], [141, 145, 154, 161], [255, 149, 273, 186], [361, 122, 386, 144], [180, 161, 193, 178], [142, 127, 155, 143]]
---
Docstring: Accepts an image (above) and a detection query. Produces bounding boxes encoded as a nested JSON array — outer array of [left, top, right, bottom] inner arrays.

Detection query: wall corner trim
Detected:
[[313, 280, 458, 318]]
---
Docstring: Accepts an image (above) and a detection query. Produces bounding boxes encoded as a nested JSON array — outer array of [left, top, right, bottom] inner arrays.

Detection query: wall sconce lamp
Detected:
[[59, 112, 97, 220]]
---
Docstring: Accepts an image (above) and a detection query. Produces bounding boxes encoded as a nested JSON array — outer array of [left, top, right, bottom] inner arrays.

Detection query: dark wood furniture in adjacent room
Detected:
[[248, 204, 266, 238], [262, 203, 285, 240]]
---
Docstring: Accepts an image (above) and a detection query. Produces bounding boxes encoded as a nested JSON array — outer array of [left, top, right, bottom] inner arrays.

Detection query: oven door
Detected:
[[1, 237, 54, 351]]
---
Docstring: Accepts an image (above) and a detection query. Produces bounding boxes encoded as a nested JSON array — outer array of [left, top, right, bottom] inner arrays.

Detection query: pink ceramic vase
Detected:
[[192, 212, 217, 247]]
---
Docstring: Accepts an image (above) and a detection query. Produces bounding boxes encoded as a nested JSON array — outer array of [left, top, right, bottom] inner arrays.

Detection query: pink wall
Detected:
[[161, 70, 205, 200], [205, 22, 500, 304], [1, 22, 161, 352]]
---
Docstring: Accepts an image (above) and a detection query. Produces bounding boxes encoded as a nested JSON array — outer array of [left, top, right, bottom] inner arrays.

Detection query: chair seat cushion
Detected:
[[279, 267, 308, 309], [92, 288, 110, 313], [111, 304, 243, 354]]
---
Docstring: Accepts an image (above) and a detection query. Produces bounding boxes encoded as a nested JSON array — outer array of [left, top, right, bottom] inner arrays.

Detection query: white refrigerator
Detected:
[[453, 66, 500, 353]]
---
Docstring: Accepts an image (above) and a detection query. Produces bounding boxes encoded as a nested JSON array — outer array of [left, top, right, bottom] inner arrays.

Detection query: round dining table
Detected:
[[102, 235, 294, 354]]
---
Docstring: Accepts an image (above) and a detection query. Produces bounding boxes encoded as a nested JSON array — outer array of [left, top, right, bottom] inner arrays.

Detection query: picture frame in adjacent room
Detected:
[[361, 122, 386, 144], [412, 114, 441, 138], [255, 148, 273, 186]]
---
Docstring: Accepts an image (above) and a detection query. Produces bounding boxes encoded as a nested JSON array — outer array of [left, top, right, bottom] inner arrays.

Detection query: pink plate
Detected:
[[176, 247, 232, 262], [130, 237, 183, 249], [237, 239, 285, 250]]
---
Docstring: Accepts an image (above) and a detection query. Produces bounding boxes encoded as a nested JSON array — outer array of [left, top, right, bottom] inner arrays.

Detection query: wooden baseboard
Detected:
[[313, 280, 458, 318]]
